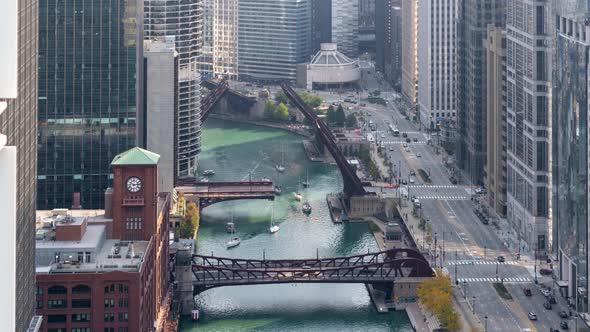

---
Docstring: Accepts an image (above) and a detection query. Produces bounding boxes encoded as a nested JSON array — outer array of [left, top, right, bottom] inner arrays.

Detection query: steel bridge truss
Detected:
[[200, 78, 228, 121], [280, 83, 366, 197], [191, 248, 433, 294]]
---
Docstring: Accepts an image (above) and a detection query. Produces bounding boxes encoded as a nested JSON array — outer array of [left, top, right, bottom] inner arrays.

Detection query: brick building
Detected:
[[35, 147, 171, 332]]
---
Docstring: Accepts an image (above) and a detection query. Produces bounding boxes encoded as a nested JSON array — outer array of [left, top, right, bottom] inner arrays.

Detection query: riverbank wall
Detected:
[[210, 114, 312, 138]]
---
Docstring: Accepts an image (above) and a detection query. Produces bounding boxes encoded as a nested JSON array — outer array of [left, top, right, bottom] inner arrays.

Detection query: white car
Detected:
[[409, 178, 415, 184], [528, 312, 537, 321], [416, 153, 421, 158]]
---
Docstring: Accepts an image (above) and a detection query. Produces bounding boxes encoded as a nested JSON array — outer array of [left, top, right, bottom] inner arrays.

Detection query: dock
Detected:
[[302, 140, 323, 162], [326, 194, 345, 223]]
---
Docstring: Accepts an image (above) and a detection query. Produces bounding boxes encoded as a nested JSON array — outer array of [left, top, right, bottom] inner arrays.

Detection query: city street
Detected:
[[353, 64, 568, 332]]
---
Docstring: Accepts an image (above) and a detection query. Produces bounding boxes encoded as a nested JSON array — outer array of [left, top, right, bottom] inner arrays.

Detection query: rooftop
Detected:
[[111, 146, 160, 166]]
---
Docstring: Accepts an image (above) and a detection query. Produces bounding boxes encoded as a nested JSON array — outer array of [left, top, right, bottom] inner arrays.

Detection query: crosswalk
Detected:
[[408, 185, 459, 189], [448, 260, 519, 266], [457, 277, 531, 283], [381, 140, 427, 145], [415, 195, 469, 201]]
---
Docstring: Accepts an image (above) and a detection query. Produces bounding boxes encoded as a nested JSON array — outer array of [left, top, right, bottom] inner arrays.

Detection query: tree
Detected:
[[326, 106, 336, 124], [264, 100, 276, 119], [345, 114, 358, 128], [275, 90, 289, 104], [335, 105, 346, 127], [179, 202, 200, 238], [276, 102, 289, 121], [417, 272, 461, 332]]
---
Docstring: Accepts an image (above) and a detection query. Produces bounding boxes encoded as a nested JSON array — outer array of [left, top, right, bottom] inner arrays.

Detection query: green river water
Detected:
[[179, 118, 413, 332]]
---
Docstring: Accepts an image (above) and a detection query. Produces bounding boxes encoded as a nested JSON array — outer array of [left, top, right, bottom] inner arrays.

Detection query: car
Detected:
[[402, 132, 408, 138], [548, 295, 557, 304], [410, 170, 416, 176], [413, 137, 418, 142], [409, 178, 415, 184], [523, 288, 532, 296], [416, 153, 422, 158], [560, 321, 569, 329], [543, 301, 552, 310], [406, 138, 411, 143], [450, 177, 458, 184], [401, 179, 407, 185], [389, 146, 394, 151], [550, 328, 560, 332], [497, 256, 506, 263], [540, 268, 553, 276], [405, 147, 411, 152], [481, 217, 489, 225], [559, 311, 569, 318], [381, 134, 386, 138], [528, 312, 537, 320], [541, 288, 551, 297], [402, 143, 408, 148]]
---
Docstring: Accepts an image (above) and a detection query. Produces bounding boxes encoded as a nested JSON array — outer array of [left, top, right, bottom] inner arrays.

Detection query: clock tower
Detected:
[[110, 147, 161, 241]]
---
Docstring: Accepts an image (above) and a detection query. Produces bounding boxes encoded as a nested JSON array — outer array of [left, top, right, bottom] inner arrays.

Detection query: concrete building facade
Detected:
[[456, 0, 505, 186], [484, 26, 507, 217], [505, 0, 551, 253], [331, 0, 359, 58], [553, 0, 590, 316], [144, 0, 203, 181], [238, 0, 311, 82], [417, 0, 459, 130], [401, 0, 418, 109], [214, 0, 239, 79], [144, 41, 178, 194]]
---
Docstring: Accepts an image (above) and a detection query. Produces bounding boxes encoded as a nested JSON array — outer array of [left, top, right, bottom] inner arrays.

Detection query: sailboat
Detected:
[[226, 212, 241, 248], [302, 169, 310, 188], [276, 145, 286, 173], [269, 203, 279, 233], [293, 176, 303, 201], [302, 174, 312, 215]]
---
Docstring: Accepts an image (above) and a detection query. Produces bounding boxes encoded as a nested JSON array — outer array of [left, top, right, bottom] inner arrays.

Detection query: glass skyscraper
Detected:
[[238, 0, 311, 81], [553, 0, 590, 315], [331, 0, 359, 58], [38, 0, 144, 209]]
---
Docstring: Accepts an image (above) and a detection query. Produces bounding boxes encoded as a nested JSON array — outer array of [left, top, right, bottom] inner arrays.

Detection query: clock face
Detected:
[[126, 177, 142, 193]]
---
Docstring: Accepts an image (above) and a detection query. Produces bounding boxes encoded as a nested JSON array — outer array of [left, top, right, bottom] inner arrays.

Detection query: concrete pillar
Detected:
[[176, 264, 194, 315]]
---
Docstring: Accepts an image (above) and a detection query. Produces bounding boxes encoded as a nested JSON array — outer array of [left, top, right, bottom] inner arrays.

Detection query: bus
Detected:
[[389, 124, 400, 137]]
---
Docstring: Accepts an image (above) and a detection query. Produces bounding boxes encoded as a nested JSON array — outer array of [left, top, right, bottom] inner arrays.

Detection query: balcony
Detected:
[[122, 197, 145, 206]]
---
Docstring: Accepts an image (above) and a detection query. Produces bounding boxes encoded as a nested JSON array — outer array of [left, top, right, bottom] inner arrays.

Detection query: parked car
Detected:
[[528, 312, 537, 320], [543, 301, 552, 310], [523, 288, 532, 296], [560, 321, 569, 329], [540, 268, 553, 276], [541, 289, 551, 297], [548, 295, 556, 304], [497, 256, 506, 263], [559, 311, 569, 318]]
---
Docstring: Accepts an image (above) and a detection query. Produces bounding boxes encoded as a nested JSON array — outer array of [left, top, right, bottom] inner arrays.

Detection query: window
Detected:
[[118, 284, 128, 294], [104, 284, 115, 294], [48, 329, 65, 332], [104, 328, 115, 332], [72, 329, 90, 332], [72, 313, 91, 322], [118, 312, 128, 322], [48, 299, 67, 309], [118, 298, 129, 308], [47, 314, 67, 323], [36, 286, 43, 295], [72, 284, 91, 294], [104, 313, 115, 322], [104, 299, 115, 308], [72, 299, 91, 308], [36, 300, 43, 309], [117, 328, 129, 332], [48, 285, 67, 295]]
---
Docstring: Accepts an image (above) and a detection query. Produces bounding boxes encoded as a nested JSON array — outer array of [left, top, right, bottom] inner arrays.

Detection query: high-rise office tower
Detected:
[[417, 0, 459, 130], [505, 0, 551, 253], [401, 0, 418, 110], [144, 0, 203, 181], [238, 0, 311, 81], [199, 0, 214, 78], [375, 0, 401, 91], [484, 26, 507, 217], [553, 0, 590, 313], [0, 0, 38, 329], [311, 0, 332, 54], [214, 0, 239, 79], [38, 0, 144, 209], [332, 0, 359, 58], [456, 0, 505, 185], [358, 0, 375, 51]]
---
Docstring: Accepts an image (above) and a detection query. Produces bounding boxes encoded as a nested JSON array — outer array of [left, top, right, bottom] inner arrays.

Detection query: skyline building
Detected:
[[331, 0, 359, 58], [358, 0, 375, 51], [505, 0, 552, 254], [37, 0, 144, 210], [0, 0, 39, 330], [214, 0, 239, 79], [553, 0, 590, 315], [311, 0, 332, 54], [456, 0, 505, 186], [417, 0, 459, 130], [144, 0, 203, 182], [484, 26, 507, 217], [238, 0, 311, 81], [199, 0, 214, 78], [375, 0, 401, 91], [401, 0, 418, 110]]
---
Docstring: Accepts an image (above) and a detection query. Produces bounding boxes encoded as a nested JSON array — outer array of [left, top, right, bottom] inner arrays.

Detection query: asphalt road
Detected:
[[353, 66, 571, 332]]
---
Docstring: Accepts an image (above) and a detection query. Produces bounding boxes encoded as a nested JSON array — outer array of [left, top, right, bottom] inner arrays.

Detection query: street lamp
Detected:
[[472, 296, 476, 314], [463, 280, 467, 299], [455, 250, 459, 285], [484, 315, 488, 332]]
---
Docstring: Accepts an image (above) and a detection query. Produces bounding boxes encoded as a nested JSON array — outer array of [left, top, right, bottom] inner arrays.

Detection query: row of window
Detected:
[[104, 312, 128, 322], [104, 298, 129, 308]]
